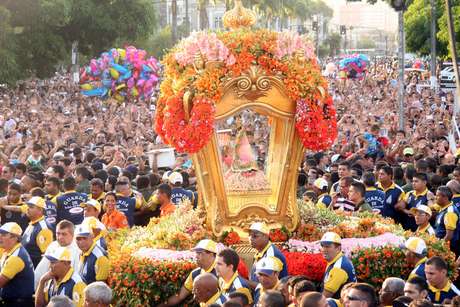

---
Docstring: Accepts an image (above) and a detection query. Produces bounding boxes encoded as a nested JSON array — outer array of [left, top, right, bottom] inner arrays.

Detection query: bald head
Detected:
[[383, 277, 405, 293], [193, 273, 219, 303], [447, 179, 460, 194], [380, 277, 405, 305]]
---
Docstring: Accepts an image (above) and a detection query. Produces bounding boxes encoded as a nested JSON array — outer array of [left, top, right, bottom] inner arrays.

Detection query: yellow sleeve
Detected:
[[95, 256, 110, 281], [184, 271, 194, 291], [20, 205, 28, 214], [403, 192, 410, 203], [135, 196, 143, 209], [1, 255, 25, 279], [316, 200, 326, 209], [444, 211, 458, 230], [36, 228, 54, 253], [236, 287, 253, 304], [72, 281, 87, 307], [324, 267, 349, 294]]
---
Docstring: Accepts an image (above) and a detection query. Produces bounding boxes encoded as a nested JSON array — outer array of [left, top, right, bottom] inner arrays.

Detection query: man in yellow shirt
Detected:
[[0, 222, 34, 306], [22, 196, 54, 267], [254, 257, 283, 305], [159, 239, 218, 307], [75, 225, 109, 284], [434, 186, 460, 255], [35, 246, 86, 307], [410, 205, 435, 235], [320, 232, 357, 299], [404, 237, 428, 281]]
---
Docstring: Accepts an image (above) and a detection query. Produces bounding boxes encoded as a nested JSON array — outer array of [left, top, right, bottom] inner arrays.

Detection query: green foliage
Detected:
[[356, 36, 376, 49], [437, 0, 460, 58], [0, 0, 157, 84]]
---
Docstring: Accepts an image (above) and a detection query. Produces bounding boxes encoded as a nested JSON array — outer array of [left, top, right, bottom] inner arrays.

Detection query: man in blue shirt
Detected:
[[248, 222, 287, 288], [425, 256, 460, 304], [0, 222, 34, 306], [362, 172, 385, 213], [169, 172, 195, 206], [377, 166, 405, 224], [56, 177, 87, 225]]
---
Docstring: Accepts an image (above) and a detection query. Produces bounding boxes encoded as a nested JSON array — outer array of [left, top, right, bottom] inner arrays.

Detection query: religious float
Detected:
[[106, 2, 456, 306]]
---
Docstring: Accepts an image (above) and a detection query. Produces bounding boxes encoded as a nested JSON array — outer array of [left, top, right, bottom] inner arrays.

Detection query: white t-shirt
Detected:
[[34, 240, 81, 290]]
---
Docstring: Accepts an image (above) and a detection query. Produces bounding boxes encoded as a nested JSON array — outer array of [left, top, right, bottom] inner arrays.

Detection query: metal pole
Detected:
[[446, 0, 460, 126], [185, 0, 190, 35], [444, 0, 460, 93], [430, 0, 437, 88], [398, 10, 405, 130]]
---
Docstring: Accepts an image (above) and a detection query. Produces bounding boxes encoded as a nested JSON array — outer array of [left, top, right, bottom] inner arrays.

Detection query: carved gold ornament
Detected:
[[222, 0, 257, 30]]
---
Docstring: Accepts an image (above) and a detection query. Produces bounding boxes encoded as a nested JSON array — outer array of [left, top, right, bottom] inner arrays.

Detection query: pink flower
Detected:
[[174, 32, 234, 67]]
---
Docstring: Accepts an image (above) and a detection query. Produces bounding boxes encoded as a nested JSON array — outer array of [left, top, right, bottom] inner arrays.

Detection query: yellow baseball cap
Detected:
[[256, 256, 284, 275], [26, 196, 46, 209], [249, 222, 270, 236], [320, 232, 341, 245], [80, 199, 102, 212], [45, 246, 72, 262], [410, 205, 432, 217], [404, 237, 427, 255], [0, 222, 22, 237], [192, 239, 217, 254], [82, 217, 106, 231]]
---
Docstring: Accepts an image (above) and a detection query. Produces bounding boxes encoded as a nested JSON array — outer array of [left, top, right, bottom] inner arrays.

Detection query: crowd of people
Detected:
[[0, 56, 458, 307]]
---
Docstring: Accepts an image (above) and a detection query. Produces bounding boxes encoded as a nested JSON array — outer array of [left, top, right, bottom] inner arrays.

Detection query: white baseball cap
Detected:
[[314, 178, 329, 190], [404, 237, 427, 256], [169, 172, 183, 185]]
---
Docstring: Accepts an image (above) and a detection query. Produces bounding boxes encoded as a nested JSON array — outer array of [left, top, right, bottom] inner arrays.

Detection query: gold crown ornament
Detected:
[[222, 0, 257, 30]]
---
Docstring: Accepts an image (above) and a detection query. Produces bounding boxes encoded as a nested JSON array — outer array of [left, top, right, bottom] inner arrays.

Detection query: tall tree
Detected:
[[0, 0, 156, 83]]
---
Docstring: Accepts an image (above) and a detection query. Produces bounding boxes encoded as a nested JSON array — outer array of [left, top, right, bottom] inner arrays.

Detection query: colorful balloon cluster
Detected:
[[339, 54, 370, 80], [80, 46, 160, 102]]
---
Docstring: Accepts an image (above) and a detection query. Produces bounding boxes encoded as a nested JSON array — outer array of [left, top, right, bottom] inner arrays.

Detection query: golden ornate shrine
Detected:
[[192, 1, 303, 237], [156, 0, 336, 237]]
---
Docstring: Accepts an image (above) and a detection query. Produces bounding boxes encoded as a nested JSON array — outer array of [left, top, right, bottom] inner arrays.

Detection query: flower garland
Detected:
[[156, 29, 337, 153], [162, 94, 215, 153]]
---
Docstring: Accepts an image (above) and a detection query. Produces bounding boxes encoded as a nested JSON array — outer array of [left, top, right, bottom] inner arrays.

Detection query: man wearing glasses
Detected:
[[320, 232, 356, 299], [248, 222, 287, 289], [343, 283, 378, 307]]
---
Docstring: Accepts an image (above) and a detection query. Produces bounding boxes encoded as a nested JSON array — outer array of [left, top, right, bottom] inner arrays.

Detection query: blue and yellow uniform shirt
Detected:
[[219, 271, 253, 304], [56, 191, 87, 225], [408, 257, 427, 281], [116, 193, 142, 227], [322, 252, 357, 299], [251, 242, 287, 282], [171, 187, 195, 206], [254, 281, 279, 305], [428, 281, 460, 304], [79, 242, 110, 284], [404, 189, 431, 231], [416, 224, 435, 236], [452, 194, 460, 209], [377, 182, 405, 223], [184, 262, 217, 292], [317, 194, 332, 209], [45, 267, 86, 307], [365, 187, 385, 211], [45, 192, 61, 227], [327, 298, 343, 307], [200, 291, 227, 307], [0, 243, 34, 300], [434, 202, 459, 242], [21, 216, 54, 267]]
